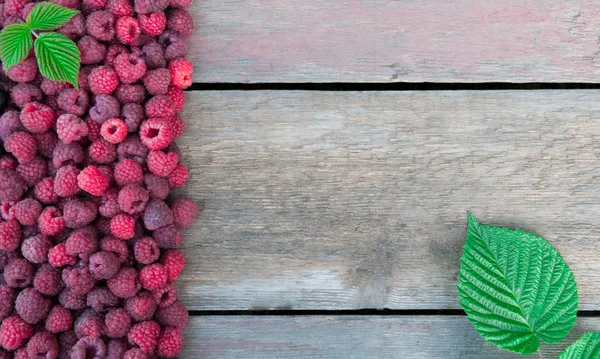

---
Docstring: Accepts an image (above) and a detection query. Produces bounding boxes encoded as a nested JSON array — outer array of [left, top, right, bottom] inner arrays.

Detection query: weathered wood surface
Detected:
[[176, 90, 600, 311], [188, 0, 600, 83], [182, 316, 600, 358]]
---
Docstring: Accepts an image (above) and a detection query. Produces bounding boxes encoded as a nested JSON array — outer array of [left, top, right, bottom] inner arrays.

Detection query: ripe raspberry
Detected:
[[89, 66, 120, 95], [0, 155, 17, 171], [115, 83, 146, 104], [49, 0, 80, 9], [86, 117, 102, 142], [101, 118, 128, 144], [89, 139, 117, 164], [78, 36, 107, 65], [108, 267, 141, 298], [35, 131, 59, 158], [123, 348, 147, 359], [139, 263, 167, 291], [105, 44, 128, 67], [3, 0, 32, 17], [143, 174, 168, 200], [74, 310, 103, 338], [156, 327, 183, 358], [0, 111, 22, 141], [143, 199, 173, 230], [133, 237, 159, 265], [159, 31, 187, 61], [113, 54, 147, 86], [147, 96, 175, 121], [107, 339, 127, 359], [19, 102, 56, 134], [62, 264, 96, 295], [153, 224, 182, 249], [58, 89, 90, 117], [86, 11, 115, 42], [128, 321, 160, 354], [40, 78, 69, 96], [56, 114, 89, 144], [115, 16, 141, 45], [48, 243, 77, 268], [167, 9, 194, 37], [11, 83, 42, 108], [168, 58, 193, 89], [152, 282, 177, 308], [0, 249, 19, 271], [16, 156, 47, 186], [165, 86, 185, 113], [59, 288, 86, 310], [45, 305, 73, 334], [105, 0, 133, 17], [89, 251, 120, 280], [83, 0, 106, 9], [54, 165, 81, 197], [4, 131, 37, 164], [147, 150, 177, 177], [121, 103, 145, 132], [117, 184, 149, 214], [156, 300, 188, 328], [0, 285, 16, 321], [16, 288, 52, 324], [99, 188, 121, 218], [64, 199, 98, 228], [6, 57, 38, 82], [0, 220, 20, 251], [78, 165, 110, 196], [90, 94, 120, 124], [0, 316, 33, 350], [138, 12, 166, 37], [71, 336, 106, 359], [0, 169, 27, 202], [78, 66, 94, 92], [33, 263, 64, 296], [140, 119, 173, 151], [141, 69, 169, 97], [86, 286, 119, 312], [3, 258, 34, 288], [53, 141, 85, 168], [100, 236, 129, 263], [110, 213, 135, 239], [66, 227, 98, 259], [21, 225, 39, 238], [118, 135, 149, 163], [167, 163, 188, 188], [134, 0, 168, 14], [170, 0, 192, 8], [105, 308, 131, 338], [26, 331, 59, 359], [21, 233, 52, 263], [11, 198, 41, 227], [125, 291, 156, 321], [142, 42, 166, 69], [161, 250, 184, 281]]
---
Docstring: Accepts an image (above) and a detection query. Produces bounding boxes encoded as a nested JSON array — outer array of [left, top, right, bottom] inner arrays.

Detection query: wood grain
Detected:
[[188, 0, 600, 83], [182, 316, 600, 358], [176, 90, 600, 311]]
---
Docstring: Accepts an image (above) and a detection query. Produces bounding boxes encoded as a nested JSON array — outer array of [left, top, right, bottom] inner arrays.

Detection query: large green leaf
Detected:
[[0, 24, 33, 71], [34, 32, 80, 88], [558, 333, 600, 358], [26, 2, 79, 31], [457, 213, 578, 355]]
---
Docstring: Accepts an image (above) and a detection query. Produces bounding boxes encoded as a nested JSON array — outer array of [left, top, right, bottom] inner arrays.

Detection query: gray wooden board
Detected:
[[176, 90, 600, 311], [182, 316, 600, 358]]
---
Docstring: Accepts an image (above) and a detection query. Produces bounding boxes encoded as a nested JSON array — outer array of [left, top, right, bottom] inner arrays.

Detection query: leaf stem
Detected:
[[538, 348, 543, 359], [31, 30, 39, 39]]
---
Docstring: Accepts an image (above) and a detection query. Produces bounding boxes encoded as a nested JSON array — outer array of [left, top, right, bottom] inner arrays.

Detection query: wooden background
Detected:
[[180, 1, 600, 357]]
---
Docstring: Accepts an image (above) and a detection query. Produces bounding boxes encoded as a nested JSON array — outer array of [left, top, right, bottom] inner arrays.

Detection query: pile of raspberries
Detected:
[[0, 0, 199, 357]]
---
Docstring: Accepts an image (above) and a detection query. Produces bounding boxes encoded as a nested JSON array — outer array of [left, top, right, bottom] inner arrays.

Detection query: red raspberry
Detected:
[[145, 95, 175, 120], [114, 53, 147, 84], [159, 31, 187, 61], [147, 150, 178, 177], [110, 213, 135, 239], [156, 300, 188, 328], [0, 316, 33, 350], [157, 327, 183, 358], [33, 263, 64, 296], [34, 132, 59, 158], [105, 44, 128, 67], [143, 199, 173, 230], [90, 94, 120, 124], [133, 237, 159, 264], [167, 58, 193, 89], [0, 285, 16, 321], [0, 250, 19, 271], [115, 83, 146, 104], [123, 348, 147, 359], [48, 243, 77, 268], [89, 251, 120, 280], [58, 12, 85, 38], [106, 339, 127, 359], [117, 184, 149, 214], [143, 174, 168, 200], [108, 267, 141, 298], [0, 169, 26, 202], [6, 57, 38, 83], [142, 68, 170, 95], [40, 79, 69, 96], [3, 0, 31, 17], [0, 201, 17, 221], [16, 156, 47, 186], [83, 0, 106, 9], [0, 156, 17, 171], [74, 310, 103, 338], [122, 103, 145, 132], [161, 250, 184, 281], [104, 308, 131, 338], [3, 258, 34, 288], [153, 224, 182, 249], [52, 141, 85, 168], [16, 287, 52, 324], [56, 114, 89, 144], [58, 89, 90, 117], [78, 35, 107, 65], [99, 188, 121, 218], [89, 139, 117, 164], [125, 291, 156, 321], [86, 11, 115, 42], [128, 321, 160, 354], [101, 118, 128, 144], [39, 206, 65, 236], [106, 0, 133, 17], [62, 263, 96, 295], [49, 0, 80, 9], [12, 198, 41, 226], [167, 163, 188, 188], [21, 233, 51, 263], [115, 16, 141, 45], [71, 336, 106, 359], [100, 236, 129, 263], [0, 111, 22, 141], [152, 283, 177, 308], [0, 220, 20, 251], [167, 9, 194, 37], [65, 227, 98, 259], [78, 165, 109, 196], [170, 0, 192, 7], [89, 66, 120, 95], [134, 0, 168, 14], [20, 102, 55, 134], [165, 86, 185, 112], [4, 131, 37, 164], [138, 12, 166, 37], [142, 42, 166, 69], [11, 83, 42, 108], [118, 135, 149, 164], [140, 119, 173, 151], [54, 165, 81, 197], [86, 286, 119, 312], [59, 288, 86, 310], [139, 263, 167, 291], [26, 331, 59, 359], [86, 117, 102, 141], [64, 199, 98, 228], [45, 305, 73, 334]]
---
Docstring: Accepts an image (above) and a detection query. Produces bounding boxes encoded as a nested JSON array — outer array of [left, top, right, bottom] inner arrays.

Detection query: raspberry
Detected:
[[153, 224, 182, 249], [35, 132, 59, 158], [78, 66, 94, 92], [143, 174, 169, 200], [165, 86, 185, 112], [139, 119, 172, 151], [101, 118, 128, 144], [62, 263, 96, 295], [110, 213, 135, 239], [71, 336, 106, 359], [0, 169, 26, 202], [78, 35, 107, 65], [142, 42, 166, 69], [143, 199, 173, 230], [86, 286, 119, 312], [49, 0, 80, 9], [57, 13, 86, 39], [134, 0, 168, 14], [11, 83, 42, 108], [58, 331, 78, 359], [115, 83, 146, 104], [108, 267, 141, 298], [1, 200, 17, 222], [161, 250, 184, 281], [118, 184, 149, 214], [115, 16, 141, 45], [134, 237, 160, 264], [86, 117, 102, 141], [40, 79, 69, 96], [105, 0, 133, 17], [78, 165, 110, 196], [157, 327, 183, 358], [125, 291, 156, 321], [147, 150, 178, 177], [159, 31, 187, 61], [20, 101, 56, 133], [21, 233, 52, 263], [105, 44, 129, 67], [124, 348, 148, 359], [139, 263, 167, 290], [104, 308, 131, 338], [6, 57, 38, 83], [113, 53, 147, 85], [0, 220, 20, 251], [12, 198, 42, 226], [89, 139, 117, 164], [48, 243, 77, 268], [75, 310, 103, 338], [3, 258, 34, 288], [54, 165, 81, 197], [16, 288, 52, 324], [90, 94, 120, 124], [100, 236, 129, 263], [152, 282, 177, 308], [56, 114, 89, 144], [167, 163, 188, 188], [89, 66, 120, 95], [167, 9, 194, 38], [89, 251, 120, 280], [127, 321, 160, 354], [86, 11, 115, 42], [59, 288, 86, 310], [155, 300, 188, 328], [99, 188, 121, 218], [0, 156, 17, 171], [139, 12, 166, 37], [33, 263, 64, 296], [121, 103, 145, 132], [0, 316, 33, 350], [170, 0, 192, 8], [45, 305, 73, 333], [0, 111, 23, 141], [53, 141, 85, 168], [26, 331, 59, 359], [66, 226, 98, 259], [64, 199, 98, 228], [4, 131, 37, 164], [140, 69, 169, 97], [83, 0, 106, 10], [167, 58, 193, 89], [39, 206, 65, 236], [0, 250, 19, 271], [117, 135, 149, 164], [145, 95, 175, 120], [16, 156, 47, 186], [0, 285, 16, 321], [58, 89, 90, 117], [3, 0, 31, 17]]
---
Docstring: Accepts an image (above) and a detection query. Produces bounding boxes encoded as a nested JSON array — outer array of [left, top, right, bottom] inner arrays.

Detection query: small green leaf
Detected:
[[457, 213, 578, 355], [26, 2, 79, 31], [0, 24, 33, 71], [558, 332, 600, 358], [34, 32, 80, 88]]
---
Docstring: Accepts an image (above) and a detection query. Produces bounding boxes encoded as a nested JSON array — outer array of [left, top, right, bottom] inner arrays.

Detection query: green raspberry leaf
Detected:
[[34, 32, 80, 88], [0, 24, 33, 71], [558, 333, 600, 358], [457, 213, 578, 355], [26, 2, 79, 31]]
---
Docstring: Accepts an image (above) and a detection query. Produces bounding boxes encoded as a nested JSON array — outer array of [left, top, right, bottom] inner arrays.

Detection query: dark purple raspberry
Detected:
[[88, 251, 120, 280], [59, 288, 87, 310], [63, 199, 98, 229], [117, 135, 149, 164], [15, 288, 52, 324], [142, 41, 166, 69], [34, 263, 64, 296], [71, 336, 106, 359], [143, 174, 169, 200], [99, 188, 121, 218], [134, 0, 168, 14], [34, 131, 59, 159], [115, 84, 146, 104], [58, 331, 79, 359], [107, 339, 128, 359], [4, 258, 34, 288], [0, 111, 23, 141], [121, 103, 145, 132], [167, 9, 195, 37], [89, 95, 120, 124], [62, 263, 96, 295], [26, 331, 59, 359], [159, 31, 187, 61], [78, 35, 107, 65], [21, 233, 52, 263], [104, 308, 131, 338], [86, 10, 115, 42], [156, 300, 188, 328], [86, 286, 119, 312], [0, 285, 16, 321], [143, 199, 173, 230], [53, 141, 85, 168], [74, 310, 103, 338], [0, 168, 27, 202]]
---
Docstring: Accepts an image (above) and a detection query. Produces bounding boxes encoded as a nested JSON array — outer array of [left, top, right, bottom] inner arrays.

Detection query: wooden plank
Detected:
[[176, 90, 600, 310], [182, 316, 600, 358], [188, 0, 600, 83]]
